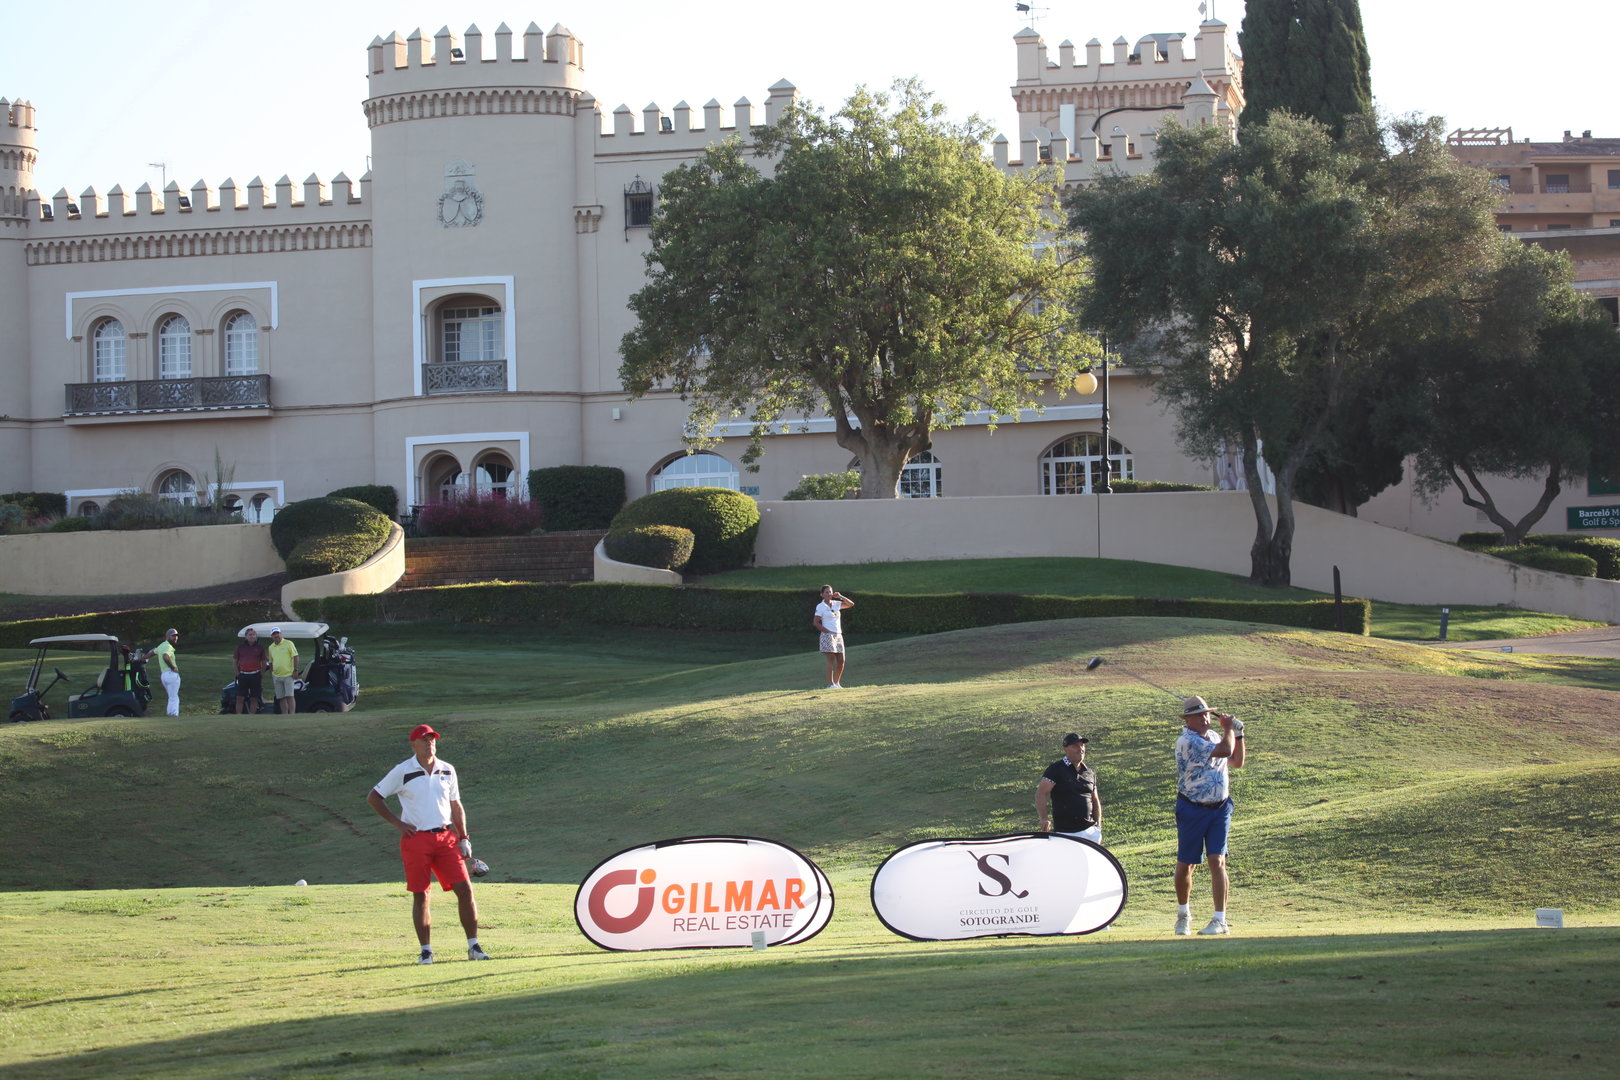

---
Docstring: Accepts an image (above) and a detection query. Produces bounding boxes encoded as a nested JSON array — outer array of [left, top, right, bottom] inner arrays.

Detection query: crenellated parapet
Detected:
[[20, 171, 372, 262], [1, 97, 40, 221], [363, 22, 585, 128], [589, 79, 798, 152], [1007, 19, 1242, 182]]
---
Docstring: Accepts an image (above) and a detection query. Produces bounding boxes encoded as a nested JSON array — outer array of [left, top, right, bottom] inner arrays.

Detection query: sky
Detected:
[[5, 0, 1614, 199]]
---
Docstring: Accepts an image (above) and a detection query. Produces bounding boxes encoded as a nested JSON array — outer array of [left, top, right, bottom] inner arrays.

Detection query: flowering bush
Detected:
[[418, 495, 544, 537]]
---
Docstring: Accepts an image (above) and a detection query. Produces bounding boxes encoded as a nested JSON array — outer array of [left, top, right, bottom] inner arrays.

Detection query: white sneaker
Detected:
[[827, 683, 838, 690], [1198, 917, 1230, 936], [1174, 913, 1192, 936], [417, 949, 434, 965], [833, 683, 843, 689], [467, 944, 491, 961]]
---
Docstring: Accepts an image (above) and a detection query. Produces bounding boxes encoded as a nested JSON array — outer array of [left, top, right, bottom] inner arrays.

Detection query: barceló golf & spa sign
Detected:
[[871, 834, 1127, 941], [575, 836, 834, 951]]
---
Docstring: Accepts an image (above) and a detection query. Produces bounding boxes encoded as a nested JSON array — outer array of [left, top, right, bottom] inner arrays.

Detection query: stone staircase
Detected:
[[395, 532, 605, 589]]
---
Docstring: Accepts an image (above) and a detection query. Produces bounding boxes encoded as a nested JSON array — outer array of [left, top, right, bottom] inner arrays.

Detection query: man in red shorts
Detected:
[[367, 723, 491, 964]]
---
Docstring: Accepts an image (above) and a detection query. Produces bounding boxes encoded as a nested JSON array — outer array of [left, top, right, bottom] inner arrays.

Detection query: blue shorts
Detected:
[[1175, 795, 1233, 864]]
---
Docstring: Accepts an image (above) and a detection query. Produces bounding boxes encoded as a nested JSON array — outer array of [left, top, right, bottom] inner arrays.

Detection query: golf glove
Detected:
[[1230, 718, 1244, 734], [458, 839, 473, 859]]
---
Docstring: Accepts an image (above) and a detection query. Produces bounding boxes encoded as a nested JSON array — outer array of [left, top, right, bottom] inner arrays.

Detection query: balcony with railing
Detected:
[[65, 374, 271, 419], [422, 359, 509, 395]]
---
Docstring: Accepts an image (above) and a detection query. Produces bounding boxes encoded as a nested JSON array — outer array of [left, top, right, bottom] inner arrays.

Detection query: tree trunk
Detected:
[[1446, 459, 1563, 546], [855, 437, 912, 499]]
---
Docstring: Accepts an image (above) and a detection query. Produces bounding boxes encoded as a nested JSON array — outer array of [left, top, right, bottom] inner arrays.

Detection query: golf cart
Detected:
[[8, 634, 153, 722], [218, 621, 358, 714]]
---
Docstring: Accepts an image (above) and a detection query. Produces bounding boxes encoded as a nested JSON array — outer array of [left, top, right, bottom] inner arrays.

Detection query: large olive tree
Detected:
[[619, 81, 1092, 499]]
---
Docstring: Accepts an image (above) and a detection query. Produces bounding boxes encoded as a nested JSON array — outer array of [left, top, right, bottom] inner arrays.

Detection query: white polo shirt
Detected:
[[373, 755, 461, 830], [816, 600, 844, 635]]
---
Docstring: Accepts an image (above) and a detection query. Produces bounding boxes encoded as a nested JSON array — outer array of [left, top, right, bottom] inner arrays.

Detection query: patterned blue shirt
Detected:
[[1176, 727, 1229, 803]]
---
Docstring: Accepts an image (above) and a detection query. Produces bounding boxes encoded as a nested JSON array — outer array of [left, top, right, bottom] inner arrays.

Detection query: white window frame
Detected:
[[158, 315, 193, 379], [412, 277, 517, 395], [1041, 434, 1135, 495], [405, 432, 530, 508], [223, 311, 259, 376], [653, 452, 740, 491], [157, 469, 197, 504], [93, 319, 126, 382]]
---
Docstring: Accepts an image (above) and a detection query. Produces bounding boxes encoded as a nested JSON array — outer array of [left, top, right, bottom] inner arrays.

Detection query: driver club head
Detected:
[[1086, 657, 1105, 671]]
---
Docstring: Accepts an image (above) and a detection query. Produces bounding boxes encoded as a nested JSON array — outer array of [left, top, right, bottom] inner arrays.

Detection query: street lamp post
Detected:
[[1072, 339, 1112, 494]]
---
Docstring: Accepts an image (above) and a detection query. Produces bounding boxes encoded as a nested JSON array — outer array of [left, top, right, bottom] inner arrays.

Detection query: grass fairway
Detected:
[[3, 619, 1618, 1077], [699, 557, 1605, 642]]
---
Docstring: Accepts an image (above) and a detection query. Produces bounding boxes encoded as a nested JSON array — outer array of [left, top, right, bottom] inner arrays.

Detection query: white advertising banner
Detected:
[[575, 836, 834, 951], [871, 834, 1127, 941]]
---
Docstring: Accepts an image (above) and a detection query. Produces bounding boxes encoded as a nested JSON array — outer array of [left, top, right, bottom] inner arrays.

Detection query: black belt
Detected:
[[420, 825, 453, 833], [1178, 794, 1227, 809]]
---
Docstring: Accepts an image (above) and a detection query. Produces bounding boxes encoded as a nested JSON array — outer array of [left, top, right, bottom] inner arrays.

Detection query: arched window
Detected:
[[472, 453, 516, 500], [422, 454, 466, 503], [248, 494, 276, 523], [158, 315, 192, 379], [653, 452, 739, 491], [77, 500, 101, 517], [1041, 434, 1134, 495], [92, 319, 126, 382], [223, 311, 259, 376], [221, 494, 244, 518], [437, 295, 502, 365], [157, 469, 196, 505], [849, 451, 944, 498]]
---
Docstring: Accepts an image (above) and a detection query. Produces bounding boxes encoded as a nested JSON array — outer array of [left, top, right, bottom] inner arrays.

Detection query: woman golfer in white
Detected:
[[814, 585, 855, 689]]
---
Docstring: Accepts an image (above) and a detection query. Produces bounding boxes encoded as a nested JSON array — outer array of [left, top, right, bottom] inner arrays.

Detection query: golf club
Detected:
[[1085, 656, 1187, 703]]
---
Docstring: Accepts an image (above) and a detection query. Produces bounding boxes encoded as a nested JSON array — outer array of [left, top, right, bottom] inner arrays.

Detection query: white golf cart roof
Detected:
[[28, 634, 122, 646], [237, 622, 331, 639]]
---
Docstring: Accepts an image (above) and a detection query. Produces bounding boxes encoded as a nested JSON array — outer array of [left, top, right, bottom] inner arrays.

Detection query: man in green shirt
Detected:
[[266, 628, 302, 714]]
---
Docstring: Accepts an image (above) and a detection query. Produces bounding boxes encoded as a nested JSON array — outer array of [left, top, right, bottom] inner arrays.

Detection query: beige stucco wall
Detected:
[[279, 522, 406, 619], [0, 523, 282, 596], [753, 493, 1620, 624]]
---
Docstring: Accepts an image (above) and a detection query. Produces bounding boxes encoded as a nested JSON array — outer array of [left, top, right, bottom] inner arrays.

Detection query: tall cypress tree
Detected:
[[1240, 0, 1373, 139]]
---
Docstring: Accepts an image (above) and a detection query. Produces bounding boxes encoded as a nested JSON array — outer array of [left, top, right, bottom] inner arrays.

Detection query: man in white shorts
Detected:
[[813, 585, 855, 688]]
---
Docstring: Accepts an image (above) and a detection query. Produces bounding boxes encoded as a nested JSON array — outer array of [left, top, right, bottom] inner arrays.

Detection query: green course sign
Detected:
[[1567, 505, 1620, 530]]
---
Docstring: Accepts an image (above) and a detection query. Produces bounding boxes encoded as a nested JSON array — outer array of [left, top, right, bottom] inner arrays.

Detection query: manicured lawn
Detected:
[[699, 557, 1606, 641], [3, 618, 1616, 1076]]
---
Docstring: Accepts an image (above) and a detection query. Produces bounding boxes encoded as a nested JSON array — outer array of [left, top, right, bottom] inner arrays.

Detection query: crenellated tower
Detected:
[[0, 97, 38, 221], [0, 97, 38, 488]]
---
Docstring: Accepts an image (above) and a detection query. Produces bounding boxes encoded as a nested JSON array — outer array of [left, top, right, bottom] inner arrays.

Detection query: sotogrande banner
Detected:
[[871, 834, 1127, 941], [575, 836, 834, 951]]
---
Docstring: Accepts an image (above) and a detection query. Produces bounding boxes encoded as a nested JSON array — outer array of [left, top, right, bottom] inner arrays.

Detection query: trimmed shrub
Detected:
[[1482, 545, 1598, 578], [295, 581, 1372, 636], [1457, 531, 1501, 550], [47, 516, 94, 533], [0, 598, 282, 650], [91, 493, 237, 531], [327, 484, 400, 518], [783, 471, 861, 501], [604, 525, 695, 570], [417, 495, 544, 537], [528, 466, 626, 530], [0, 503, 25, 533], [1461, 532, 1620, 580], [1108, 479, 1219, 493], [609, 488, 759, 575], [270, 497, 393, 579], [0, 491, 68, 519]]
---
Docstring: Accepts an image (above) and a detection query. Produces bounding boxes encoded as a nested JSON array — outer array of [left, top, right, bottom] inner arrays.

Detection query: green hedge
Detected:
[[1461, 532, 1620, 580], [528, 466, 626, 531], [0, 599, 283, 650], [608, 488, 759, 575], [270, 497, 393, 580], [1481, 545, 1598, 578], [294, 582, 1370, 636], [327, 485, 400, 518], [783, 471, 861, 501], [603, 525, 695, 570], [1107, 479, 1218, 493]]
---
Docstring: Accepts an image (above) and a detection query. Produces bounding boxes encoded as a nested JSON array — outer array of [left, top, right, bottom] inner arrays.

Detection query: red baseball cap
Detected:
[[408, 724, 440, 741]]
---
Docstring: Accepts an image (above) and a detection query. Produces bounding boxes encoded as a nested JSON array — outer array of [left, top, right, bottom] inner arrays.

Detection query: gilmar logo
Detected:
[[586, 867, 808, 933], [573, 837, 835, 951]]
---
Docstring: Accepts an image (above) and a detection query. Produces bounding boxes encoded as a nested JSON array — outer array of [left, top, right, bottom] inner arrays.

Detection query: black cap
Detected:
[[1062, 733, 1087, 746]]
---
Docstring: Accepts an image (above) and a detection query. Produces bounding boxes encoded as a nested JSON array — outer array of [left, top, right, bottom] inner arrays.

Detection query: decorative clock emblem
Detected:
[[438, 160, 484, 228]]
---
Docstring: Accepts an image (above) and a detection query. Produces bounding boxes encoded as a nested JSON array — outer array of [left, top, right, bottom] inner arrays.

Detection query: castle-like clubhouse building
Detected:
[[1, 17, 1612, 542]]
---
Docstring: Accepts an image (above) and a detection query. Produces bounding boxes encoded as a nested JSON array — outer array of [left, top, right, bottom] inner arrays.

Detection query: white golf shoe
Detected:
[[1174, 913, 1192, 936], [468, 944, 491, 961], [417, 948, 434, 965], [1198, 917, 1230, 936]]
